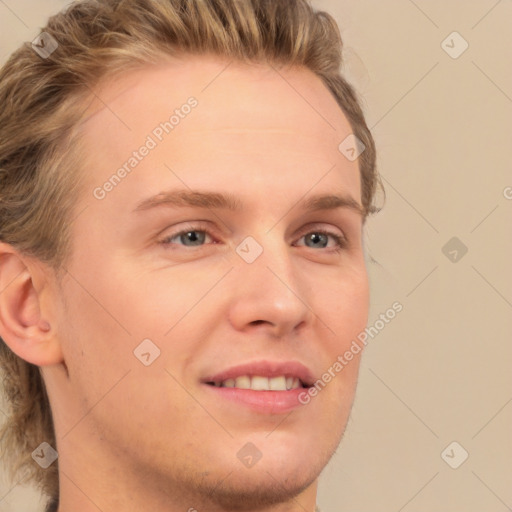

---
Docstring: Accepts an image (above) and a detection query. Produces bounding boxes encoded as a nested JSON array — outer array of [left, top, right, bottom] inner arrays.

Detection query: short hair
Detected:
[[0, 0, 381, 503]]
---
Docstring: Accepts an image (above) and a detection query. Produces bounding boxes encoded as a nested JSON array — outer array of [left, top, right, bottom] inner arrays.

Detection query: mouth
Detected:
[[201, 360, 315, 414], [205, 375, 310, 391]]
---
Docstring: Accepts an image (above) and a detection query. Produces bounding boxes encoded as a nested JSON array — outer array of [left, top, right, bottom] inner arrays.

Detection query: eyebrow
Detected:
[[132, 189, 364, 216]]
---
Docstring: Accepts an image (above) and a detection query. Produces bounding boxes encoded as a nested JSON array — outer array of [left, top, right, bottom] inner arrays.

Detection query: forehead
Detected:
[[81, 54, 349, 129], [76, 54, 360, 210]]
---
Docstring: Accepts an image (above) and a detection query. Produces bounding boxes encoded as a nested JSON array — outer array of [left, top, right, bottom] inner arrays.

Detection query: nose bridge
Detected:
[[260, 237, 301, 299], [228, 231, 312, 336], [244, 231, 300, 295]]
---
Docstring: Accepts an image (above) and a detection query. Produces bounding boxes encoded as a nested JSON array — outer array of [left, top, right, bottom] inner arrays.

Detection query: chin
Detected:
[[181, 435, 337, 511], [192, 461, 322, 511]]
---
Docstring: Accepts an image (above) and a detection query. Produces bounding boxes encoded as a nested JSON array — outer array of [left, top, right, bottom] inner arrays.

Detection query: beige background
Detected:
[[1, 0, 511, 510]]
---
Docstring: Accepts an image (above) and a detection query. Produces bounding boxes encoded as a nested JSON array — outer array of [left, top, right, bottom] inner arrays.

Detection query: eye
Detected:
[[295, 230, 347, 252], [158, 224, 347, 252], [160, 226, 215, 247]]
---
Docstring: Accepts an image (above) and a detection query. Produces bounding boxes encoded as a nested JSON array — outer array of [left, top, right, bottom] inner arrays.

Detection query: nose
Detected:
[[227, 237, 313, 339]]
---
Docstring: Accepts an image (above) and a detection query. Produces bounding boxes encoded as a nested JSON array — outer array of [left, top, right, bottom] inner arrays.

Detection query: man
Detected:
[[0, 1, 380, 511]]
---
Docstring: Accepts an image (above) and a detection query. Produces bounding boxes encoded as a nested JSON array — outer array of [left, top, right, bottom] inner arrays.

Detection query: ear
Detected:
[[0, 242, 64, 366]]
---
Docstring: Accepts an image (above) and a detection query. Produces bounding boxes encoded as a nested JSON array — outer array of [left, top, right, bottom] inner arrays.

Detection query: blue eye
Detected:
[[159, 226, 346, 252], [162, 229, 212, 247], [297, 231, 346, 251], [304, 232, 329, 249]]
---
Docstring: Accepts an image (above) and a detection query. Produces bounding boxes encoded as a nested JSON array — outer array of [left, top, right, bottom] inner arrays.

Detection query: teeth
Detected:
[[269, 376, 286, 391], [251, 376, 270, 390], [234, 376, 251, 389], [223, 378, 235, 388], [217, 375, 301, 391]]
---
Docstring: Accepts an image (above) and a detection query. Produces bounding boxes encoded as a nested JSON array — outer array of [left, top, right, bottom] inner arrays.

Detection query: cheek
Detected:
[[322, 265, 370, 338], [55, 266, 162, 411], [315, 265, 369, 397]]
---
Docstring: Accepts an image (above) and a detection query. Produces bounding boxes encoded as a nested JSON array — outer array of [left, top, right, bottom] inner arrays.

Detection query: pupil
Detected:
[[183, 231, 204, 245], [308, 233, 327, 248]]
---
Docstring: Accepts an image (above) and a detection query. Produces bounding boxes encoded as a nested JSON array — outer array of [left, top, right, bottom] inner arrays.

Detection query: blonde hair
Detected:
[[0, 0, 381, 505]]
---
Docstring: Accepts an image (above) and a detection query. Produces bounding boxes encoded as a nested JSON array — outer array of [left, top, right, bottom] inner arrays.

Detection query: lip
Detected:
[[201, 360, 315, 414], [202, 385, 311, 414]]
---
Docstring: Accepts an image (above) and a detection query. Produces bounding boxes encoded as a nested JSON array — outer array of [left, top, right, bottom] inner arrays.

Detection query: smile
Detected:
[[207, 375, 306, 391]]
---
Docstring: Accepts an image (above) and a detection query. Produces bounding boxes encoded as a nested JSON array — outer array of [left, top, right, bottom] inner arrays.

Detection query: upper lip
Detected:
[[202, 360, 315, 387]]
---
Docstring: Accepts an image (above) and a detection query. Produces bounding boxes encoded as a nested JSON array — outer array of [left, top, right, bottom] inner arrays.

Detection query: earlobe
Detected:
[[0, 243, 64, 366]]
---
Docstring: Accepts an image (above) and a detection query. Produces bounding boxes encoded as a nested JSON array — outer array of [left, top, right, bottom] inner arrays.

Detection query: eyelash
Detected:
[[159, 223, 348, 253]]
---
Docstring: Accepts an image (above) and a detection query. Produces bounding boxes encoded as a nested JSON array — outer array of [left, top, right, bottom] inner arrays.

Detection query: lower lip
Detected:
[[202, 384, 310, 414]]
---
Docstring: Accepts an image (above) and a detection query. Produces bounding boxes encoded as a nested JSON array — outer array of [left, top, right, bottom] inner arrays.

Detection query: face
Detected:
[[45, 55, 369, 509]]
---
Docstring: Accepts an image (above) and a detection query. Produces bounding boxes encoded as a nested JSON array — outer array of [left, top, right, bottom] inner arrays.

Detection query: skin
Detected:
[[0, 55, 369, 512]]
